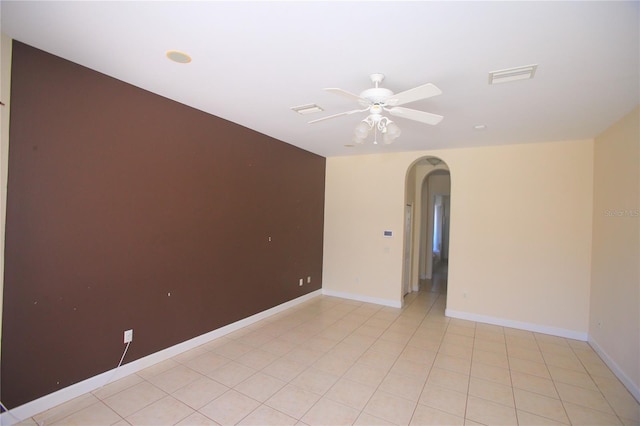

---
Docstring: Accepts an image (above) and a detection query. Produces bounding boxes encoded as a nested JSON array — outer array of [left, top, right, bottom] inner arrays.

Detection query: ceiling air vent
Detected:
[[489, 64, 537, 85], [291, 104, 324, 115]]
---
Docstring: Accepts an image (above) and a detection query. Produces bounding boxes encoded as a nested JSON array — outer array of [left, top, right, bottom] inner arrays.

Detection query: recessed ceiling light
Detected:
[[474, 124, 487, 130], [489, 64, 537, 84], [166, 50, 192, 64], [291, 104, 324, 115]]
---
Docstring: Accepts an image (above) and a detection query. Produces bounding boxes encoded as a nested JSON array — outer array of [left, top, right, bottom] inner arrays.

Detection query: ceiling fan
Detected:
[[310, 74, 443, 145]]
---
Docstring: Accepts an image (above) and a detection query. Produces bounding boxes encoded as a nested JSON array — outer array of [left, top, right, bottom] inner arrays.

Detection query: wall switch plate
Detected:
[[124, 329, 133, 343], [299, 278, 303, 286], [307, 276, 311, 283]]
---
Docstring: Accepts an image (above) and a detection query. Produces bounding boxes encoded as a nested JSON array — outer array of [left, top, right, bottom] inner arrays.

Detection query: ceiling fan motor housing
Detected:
[[359, 87, 394, 106]]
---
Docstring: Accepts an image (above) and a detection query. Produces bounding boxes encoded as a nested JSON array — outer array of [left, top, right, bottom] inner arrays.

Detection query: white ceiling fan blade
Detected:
[[385, 83, 442, 107], [387, 106, 444, 125], [308, 108, 368, 124], [324, 88, 371, 105]]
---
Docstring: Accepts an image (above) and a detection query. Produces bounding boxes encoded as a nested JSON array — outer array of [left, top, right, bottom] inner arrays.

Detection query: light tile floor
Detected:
[[13, 276, 640, 425]]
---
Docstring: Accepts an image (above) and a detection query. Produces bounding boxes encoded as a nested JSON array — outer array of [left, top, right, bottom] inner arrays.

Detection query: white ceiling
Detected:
[[1, 1, 638, 157]]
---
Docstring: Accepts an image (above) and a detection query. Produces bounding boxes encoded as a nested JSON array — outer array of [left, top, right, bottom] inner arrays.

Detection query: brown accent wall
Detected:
[[1, 41, 325, 408]]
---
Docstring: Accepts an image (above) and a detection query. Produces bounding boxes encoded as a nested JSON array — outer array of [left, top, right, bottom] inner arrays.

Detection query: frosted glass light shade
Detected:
[[386, 121, 401, 139], [354, 121, 371, 138]]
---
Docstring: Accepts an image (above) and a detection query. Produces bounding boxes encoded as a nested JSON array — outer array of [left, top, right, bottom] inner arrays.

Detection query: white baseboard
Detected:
[[588, 336, 640, 403], [0, 290, 322, 425], [322, 288, 402, 308], [445, 309, 589, 341]]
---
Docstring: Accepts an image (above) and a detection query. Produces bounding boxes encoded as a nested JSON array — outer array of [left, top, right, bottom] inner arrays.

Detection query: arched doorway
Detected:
[[402, 157, 451, 302]]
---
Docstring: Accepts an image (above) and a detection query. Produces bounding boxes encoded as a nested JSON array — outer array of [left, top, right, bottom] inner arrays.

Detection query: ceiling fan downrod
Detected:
[[370, 73, 385, 88]]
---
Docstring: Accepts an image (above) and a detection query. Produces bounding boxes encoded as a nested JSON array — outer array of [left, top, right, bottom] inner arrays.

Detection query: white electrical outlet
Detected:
[[299, 278, 303, 286], [124, 329, 133, 344], [307, 276, 311, 283]]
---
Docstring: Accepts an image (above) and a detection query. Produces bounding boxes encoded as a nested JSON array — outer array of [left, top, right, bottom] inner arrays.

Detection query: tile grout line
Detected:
[[324, 292, 429, 424], [533, 332, 574, 425], [232, 296, 383, 424], [461, 312, 477, 425], [505, 326, 519, 425], [568, 338, 626, 425], [400, 291, 444, 425]]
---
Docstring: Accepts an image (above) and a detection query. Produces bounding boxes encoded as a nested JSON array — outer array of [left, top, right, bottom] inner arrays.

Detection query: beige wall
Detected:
[[323, 154, 410, 306], [324, 139, 594, 335], [1, 33, 12, 354], [445, 140, 593, 336], [589, 107, 639, 398]]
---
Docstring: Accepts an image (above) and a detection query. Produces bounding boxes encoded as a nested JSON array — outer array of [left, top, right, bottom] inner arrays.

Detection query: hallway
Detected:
[[419, 260, 448, 295]]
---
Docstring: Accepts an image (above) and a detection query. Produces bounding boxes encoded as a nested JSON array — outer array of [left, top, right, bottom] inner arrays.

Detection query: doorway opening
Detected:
[[428, 192, 449, 294], [402, 157, 451, 304]]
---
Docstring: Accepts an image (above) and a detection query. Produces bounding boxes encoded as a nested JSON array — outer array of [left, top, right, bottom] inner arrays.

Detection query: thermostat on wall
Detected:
[[383, 230, 393, 237]]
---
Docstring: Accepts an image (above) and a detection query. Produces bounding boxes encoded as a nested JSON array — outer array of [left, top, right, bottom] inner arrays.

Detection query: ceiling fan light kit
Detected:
[[309, 74, 443, 145], [353, 115, 401, 145]]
